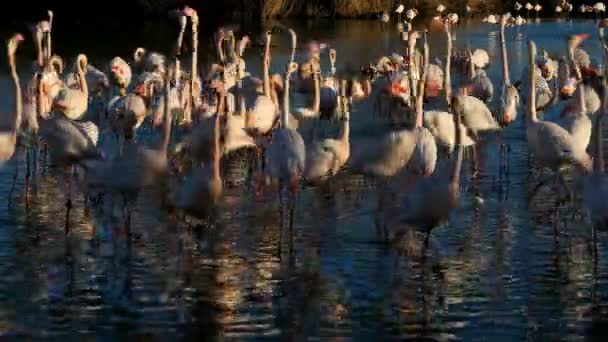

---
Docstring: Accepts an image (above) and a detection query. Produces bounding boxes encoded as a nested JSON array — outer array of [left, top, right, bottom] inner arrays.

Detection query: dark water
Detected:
[[2, 18, 608, 340]]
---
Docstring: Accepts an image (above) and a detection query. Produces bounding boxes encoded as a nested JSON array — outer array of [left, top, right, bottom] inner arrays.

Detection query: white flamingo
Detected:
[[525, 40, 592, 197], [267, 61, 306, 191], [582, 82, 608, 227], [392, 89, 465, 245], [0, 34, 24, 162]]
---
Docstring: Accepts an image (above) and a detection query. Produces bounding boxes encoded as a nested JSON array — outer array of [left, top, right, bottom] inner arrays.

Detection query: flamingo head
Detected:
[[560, 77, 578, 98], [500, 85, 520, 126], [568, 33, 588, 52], [7, 33, 24, 55]]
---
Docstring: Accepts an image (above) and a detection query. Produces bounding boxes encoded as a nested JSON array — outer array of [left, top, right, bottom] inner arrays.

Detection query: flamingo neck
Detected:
[[467, 49, 475, 80], [500, 23, 511, 86], [45, 32, 51, 66], [282, 73, 292, 128], [312, 72, 320, 113], [217, 38, 225, 64], [527, 44, 538, 123], [212, 113, 221, 177], [445, 28, 452, 105], [191, 20, 199, 119], [415, 80, 424, 128], [77, 55, 89, 96], [263, 38, 271, 97], [451, 109, 463, 185], [35, 30, 44, 68], [9, 50, 21, 132]]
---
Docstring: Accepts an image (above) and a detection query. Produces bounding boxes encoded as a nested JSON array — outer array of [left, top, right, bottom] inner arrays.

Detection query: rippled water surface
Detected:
[[2, 18, 608, 340]]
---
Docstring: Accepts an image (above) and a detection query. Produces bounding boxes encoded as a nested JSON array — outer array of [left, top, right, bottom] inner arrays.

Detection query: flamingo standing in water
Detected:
[[393, 88, 465, 246], [0, 34, 24, 162], [525, 39, 592, 204], [173, 108, 223, 220], [266, 61, 306, 255], [582, 80, 608, 231], [525, 3, 533, 18], [498, 14, 520, 126], [558, 34, 593, 151]]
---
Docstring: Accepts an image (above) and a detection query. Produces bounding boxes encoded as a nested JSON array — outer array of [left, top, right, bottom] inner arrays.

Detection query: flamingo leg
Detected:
[[8, 148, 20, 208], [592, 224, 598, 270], [277, 181, 283, 260], [472, 144, 480, 178], [65, 186, 72, 235], [25, 148, 30, 210], [289, 191, 295, 257]]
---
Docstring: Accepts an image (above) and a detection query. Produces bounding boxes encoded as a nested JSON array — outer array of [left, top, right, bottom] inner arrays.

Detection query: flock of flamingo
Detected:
[[1, 3, 608, 256]]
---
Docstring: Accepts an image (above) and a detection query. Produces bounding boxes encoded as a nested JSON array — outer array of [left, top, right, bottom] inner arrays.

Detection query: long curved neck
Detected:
[[212, 112, 221, 177], [217, 38, 225, 65], [340, 111, 350, 143], [282, 71, 292, 128], [567, 44, 586, 115], [190, 16, 199, 121], [160, 82, 173, 155], [415, 80, 425, 128], [312, 72, 320, 113], [77, 56, 88, 96], [445, 27, 453, 105], [35, 29, 43, 68], [499, 21, 511, 86], [263, 36, 271, 97], [46, 32, 52, 64], [290, 31, 297, 62], [467, 49, 475, 79], [9, 49, 21, 131], [451, 108, 463, 185], [528, 44, 538, 123]]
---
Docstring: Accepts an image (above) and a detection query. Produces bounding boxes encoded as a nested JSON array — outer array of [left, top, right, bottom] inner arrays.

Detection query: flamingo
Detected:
[[392, 88, 465, 246], [265, 61, 306, 255], [395, 4, 404, 22], [498, 14, 520, 126], [86, 70, 175, 193], [534, 4, 542, 18], [436, 4, 446, 13], [557, 35, 593, 150], [52, 54, 89, 120], [248, 30, 280, 134], [350, 32, 436, 177], [466, 48, 493, 103], [133, 48, 166, 76], [582, 81, 608, 228], [172, 110, 223, 219], [423, 23, 476, 154], [515, 2, 523, 12], [303, 99, 350, 183], [525, 40, 592, 201], [267, 61, 306, 191], [525, 3, 533, 18], [594, 2, 606, 17], [483, 15, 499, 24], [109, 57, 132, 96], [0, 34, 24, 162]]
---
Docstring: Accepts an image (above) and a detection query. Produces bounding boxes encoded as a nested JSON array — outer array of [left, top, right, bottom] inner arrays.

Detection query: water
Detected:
[[2, 18, 608, 340]]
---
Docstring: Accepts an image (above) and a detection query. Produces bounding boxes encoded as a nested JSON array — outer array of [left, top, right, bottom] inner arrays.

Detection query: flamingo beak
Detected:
[[15, 34, 24, 41]]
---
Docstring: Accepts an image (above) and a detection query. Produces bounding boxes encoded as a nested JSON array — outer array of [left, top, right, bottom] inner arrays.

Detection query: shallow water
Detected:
[[2, 18, 608, 340]]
